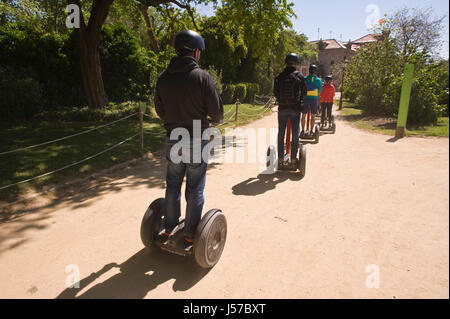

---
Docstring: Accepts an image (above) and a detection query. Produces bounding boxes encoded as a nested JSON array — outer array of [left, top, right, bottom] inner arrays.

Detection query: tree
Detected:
[[137, 0, 211, 54], [68, 0, 115, 109], [271, 30, 317, 75], [377, 6, 446, 57]]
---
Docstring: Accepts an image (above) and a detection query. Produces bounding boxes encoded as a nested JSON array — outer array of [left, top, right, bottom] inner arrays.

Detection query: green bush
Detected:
[[101, 23, 158, 103], [206, 66, 223, 95], [244, 82, 260, 103], [0, 22, 85, 116], [343, 38, 446, 125], [343, 86, 357, 103], [0, 22, 158, 120], [221, 84, 236, 104], [235, 83, 247, 102], [0, 66, 44, 119]]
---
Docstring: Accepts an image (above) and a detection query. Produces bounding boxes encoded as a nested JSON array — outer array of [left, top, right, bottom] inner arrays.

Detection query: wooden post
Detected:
[[139, 107, 144, 153], [235, 98, 240, 122]]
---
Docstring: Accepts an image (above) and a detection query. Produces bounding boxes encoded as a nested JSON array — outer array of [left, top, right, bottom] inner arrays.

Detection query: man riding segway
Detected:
[[273, 53, 307, 171], [153, 30, 224, 253]]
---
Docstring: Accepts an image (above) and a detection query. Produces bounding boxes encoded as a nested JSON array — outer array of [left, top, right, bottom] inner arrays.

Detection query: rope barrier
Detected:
[[0, 133, 139, 191], [0, 113, 139, 156]]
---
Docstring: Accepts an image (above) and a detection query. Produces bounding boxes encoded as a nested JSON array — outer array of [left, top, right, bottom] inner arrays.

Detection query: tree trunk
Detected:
[[139, 5, 160, 54], [69, 0, 114, 109], [78, 31, 109, 108]]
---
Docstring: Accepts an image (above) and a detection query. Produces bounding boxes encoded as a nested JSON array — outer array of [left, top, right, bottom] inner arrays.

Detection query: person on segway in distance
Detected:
[[301, 64, 322, 135], [273, 53, 307, 170], [320, 75, 336, 128], [154, 30, 224, 250]]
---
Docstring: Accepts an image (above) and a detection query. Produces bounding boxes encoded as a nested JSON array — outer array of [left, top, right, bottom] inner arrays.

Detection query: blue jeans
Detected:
[[278, 108, 301, 159], [164, 138, 208, 239]]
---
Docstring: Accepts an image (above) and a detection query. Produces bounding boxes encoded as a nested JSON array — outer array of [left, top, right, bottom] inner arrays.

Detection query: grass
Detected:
[[219, 103, 272, 131], [336, 100, 449, 138], [0, 103, 272, 203]]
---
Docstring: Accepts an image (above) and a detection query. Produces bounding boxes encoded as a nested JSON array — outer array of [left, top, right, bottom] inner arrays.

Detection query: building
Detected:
[[300, 33, 385, 88]]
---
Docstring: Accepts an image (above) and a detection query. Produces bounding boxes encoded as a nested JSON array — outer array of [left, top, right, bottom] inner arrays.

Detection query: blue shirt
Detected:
[[305, 75, 322, 100]]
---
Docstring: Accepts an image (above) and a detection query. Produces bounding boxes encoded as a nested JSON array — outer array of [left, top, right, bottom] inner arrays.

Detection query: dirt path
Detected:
[[0, 110, 448, 299]]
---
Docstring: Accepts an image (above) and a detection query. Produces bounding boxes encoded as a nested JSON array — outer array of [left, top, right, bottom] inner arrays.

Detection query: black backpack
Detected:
[[276, 71, 302, 107]]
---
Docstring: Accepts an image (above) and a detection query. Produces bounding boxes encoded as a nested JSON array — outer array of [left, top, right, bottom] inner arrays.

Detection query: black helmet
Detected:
[[285, 53, 300, 65], [309, 64, 318, 74], [325, 75, 332, 81], [175, 30, 205, 53]]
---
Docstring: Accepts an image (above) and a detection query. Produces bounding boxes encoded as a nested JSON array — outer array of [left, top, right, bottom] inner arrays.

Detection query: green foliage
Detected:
[[344, 38, 402, 116], [234, 83, 247, 102], [201, 26, 248, 83], [206, 66, 223, 95], [101, 23, 158, 103], [0, 66, 44, 119], [0, 22, 158, 120], [221, 84, 236, 104], [217, 0, 295, 59], [0, 22, 85, 119], [243, 83, 260, 103], [272, 30, 317, 74], [344, 36, 447, 125]]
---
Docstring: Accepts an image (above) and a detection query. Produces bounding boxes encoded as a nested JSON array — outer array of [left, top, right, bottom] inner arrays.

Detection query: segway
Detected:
[[320, 115, 336, 134], [266, 119, 307, 176], [300, 108, 320, 144], [140, 199, 227, 269]]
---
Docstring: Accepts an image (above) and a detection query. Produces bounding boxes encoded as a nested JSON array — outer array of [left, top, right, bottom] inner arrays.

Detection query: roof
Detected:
[[311, 39, 347, 50], [352, 34, 383, 44]]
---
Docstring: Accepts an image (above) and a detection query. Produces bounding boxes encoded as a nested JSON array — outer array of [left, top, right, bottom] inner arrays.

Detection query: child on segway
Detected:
[[320, 75, 335, 129]]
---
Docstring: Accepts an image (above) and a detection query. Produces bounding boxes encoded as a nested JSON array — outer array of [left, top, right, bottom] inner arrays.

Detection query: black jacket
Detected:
[[273, 66, 307, 111], [155, 56, 224, 136]]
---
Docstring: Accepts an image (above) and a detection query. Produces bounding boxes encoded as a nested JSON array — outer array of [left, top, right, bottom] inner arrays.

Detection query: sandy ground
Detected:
[[0, 109, 448, 299]]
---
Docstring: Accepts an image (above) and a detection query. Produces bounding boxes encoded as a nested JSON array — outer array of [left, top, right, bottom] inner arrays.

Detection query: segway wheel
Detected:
[[297, 145, 307, 176], [266, 145, 277, 168], [331, 116, 336, 134], [194, 209, 227, 269], [314, 125, 320, 144], [140, 198, 165, 249]]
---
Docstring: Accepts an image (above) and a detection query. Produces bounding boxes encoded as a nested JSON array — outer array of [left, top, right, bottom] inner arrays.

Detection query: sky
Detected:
[[195, 0, 449, 59]]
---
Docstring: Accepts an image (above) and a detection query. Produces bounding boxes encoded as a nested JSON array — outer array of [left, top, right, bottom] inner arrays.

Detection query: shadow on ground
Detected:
[[56, 248, 210, 299], [232, 173, 303, 196], [0, 142, 223, 255]]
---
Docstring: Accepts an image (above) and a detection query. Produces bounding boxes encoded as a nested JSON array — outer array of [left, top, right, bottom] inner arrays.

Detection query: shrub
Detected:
[[244, 83, 260, 103], [206, 66, 223, 95], [0, 66, 44, 119], [101, 23, 158, 103], [221, 84, 236, 104], [343, 38, 446, 125], [234, 83, 247, 103], [0, 22, 158, 120], [0, 22, 85, 116]]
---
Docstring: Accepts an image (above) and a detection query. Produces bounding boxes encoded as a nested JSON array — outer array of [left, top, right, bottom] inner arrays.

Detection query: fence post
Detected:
[[395, 64, 415, 138], [235, 98, 240, 122], [139, 105, 144, 153]]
